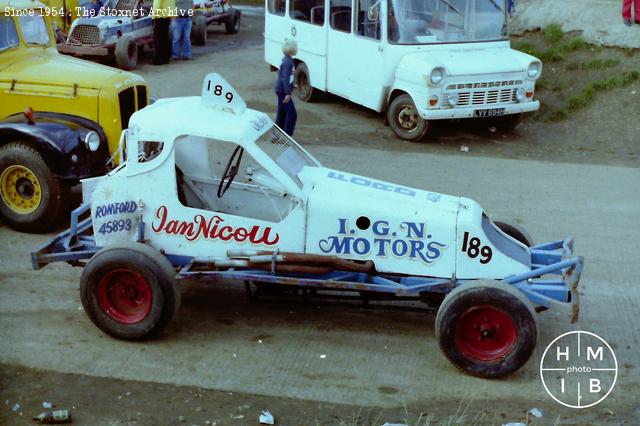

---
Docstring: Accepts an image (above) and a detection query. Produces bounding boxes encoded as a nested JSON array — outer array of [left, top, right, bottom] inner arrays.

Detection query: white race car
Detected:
[[32, 74, 583, 378]]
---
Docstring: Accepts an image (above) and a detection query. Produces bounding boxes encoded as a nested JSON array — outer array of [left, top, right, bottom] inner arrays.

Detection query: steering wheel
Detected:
[[217, 145, 244, 198]]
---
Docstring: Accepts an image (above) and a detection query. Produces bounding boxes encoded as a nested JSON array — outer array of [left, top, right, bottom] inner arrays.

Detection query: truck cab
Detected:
[[264, 0, 542, 141], [0, 0, 149, 232]]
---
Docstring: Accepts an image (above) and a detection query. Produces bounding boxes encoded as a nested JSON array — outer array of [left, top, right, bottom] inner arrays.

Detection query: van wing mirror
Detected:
[[367, 6, 379, 21]]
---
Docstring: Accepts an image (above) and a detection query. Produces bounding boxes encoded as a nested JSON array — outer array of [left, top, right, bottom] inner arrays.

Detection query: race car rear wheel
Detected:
[[80, 242, 180, 340], [0, 142, 65, 233], [115, 35, 138, 70], [494, 221, 534, 247], [225, 11, 241, 34], [435, 280, 537, 378], [387, 94, 430, 142], [192, 14, 207, 45]]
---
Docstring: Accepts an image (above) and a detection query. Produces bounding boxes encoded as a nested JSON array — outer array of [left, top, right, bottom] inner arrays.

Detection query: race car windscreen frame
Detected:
[[255, 126, 320, 188]]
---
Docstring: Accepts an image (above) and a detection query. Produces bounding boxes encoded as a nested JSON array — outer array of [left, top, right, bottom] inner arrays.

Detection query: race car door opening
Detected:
[[174, 135, 296, 223]]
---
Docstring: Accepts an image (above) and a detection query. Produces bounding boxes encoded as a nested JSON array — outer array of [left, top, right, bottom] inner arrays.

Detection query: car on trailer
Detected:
[[58, 0, 154, 70], [32, 74, 583, 378], [191, 0, 241, 45], [1, 0, 149, 232]]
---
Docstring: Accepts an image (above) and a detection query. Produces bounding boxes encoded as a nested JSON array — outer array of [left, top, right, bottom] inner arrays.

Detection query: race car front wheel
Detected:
[[80, 242, 180, 340], [0, 142, 65, 233], [435, 280, 537, 378]]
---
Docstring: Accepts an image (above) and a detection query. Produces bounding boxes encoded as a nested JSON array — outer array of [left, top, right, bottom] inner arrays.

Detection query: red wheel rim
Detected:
[[97, 269, 152, 324], [454, 304, 518, 362]]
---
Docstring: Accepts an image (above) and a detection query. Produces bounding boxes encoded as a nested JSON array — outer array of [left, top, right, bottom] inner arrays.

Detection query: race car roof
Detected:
[[127, 96, 273, 145]]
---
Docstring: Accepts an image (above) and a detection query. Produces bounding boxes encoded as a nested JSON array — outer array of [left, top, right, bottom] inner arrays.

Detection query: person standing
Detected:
[[274, 39, 297, 136], [152, 0, 175, 65], [623, 0, 640, 25], [172, 0, 193, 60]]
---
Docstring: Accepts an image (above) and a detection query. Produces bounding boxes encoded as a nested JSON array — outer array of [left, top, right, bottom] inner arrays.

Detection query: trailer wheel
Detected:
[[435, 280, 537, 378], [225, 11, 241, 34], [115, 35, 138, 70], [387, 94, 430, 142], [494, 221, 534, 247], [192, 14, 207, 45], [80, 242, 180, 340], [294, 62, 320, 102], [0, 142, 65, 233]]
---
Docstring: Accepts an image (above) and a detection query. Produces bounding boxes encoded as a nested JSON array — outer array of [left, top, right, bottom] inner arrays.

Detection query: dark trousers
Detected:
[[275, 93, 297, 136], [153, 18, 172, 65]]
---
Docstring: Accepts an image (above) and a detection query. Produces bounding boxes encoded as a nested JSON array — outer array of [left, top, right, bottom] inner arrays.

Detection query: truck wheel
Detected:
[[294, 62, 320, 102], [435, 280, 537, 378], [387, 94, 430, 142], [0, 142, 64, 233], [487, 113, 521, 132], [80, 242, 180, 340], [225, 11, 240, 34], [494, 221, 534, 247], [192, 14, 207, 45], [115, 35, 138, 70]]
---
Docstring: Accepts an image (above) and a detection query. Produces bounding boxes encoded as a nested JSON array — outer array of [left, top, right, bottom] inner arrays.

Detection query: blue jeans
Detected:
[[172, 17, 192, 59], [275, 93, 297, 136]]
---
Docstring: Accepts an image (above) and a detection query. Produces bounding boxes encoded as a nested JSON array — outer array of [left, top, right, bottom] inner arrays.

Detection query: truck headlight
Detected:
[[429, 67, 445, 85], [527, 62, 541, 78], [515, 87, 525, 102], [84, 131, 101, 152], [446, 93, 459, 107]]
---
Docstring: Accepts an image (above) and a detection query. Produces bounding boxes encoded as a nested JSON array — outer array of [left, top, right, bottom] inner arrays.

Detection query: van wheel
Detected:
[[193, 14, 207, 45], [225, 11, 240, 34], [80, 242, 180, 340], [436, 280, 537, 378], [0, 142, 65, 233], [294, 62, 320, 102], [115, 35, 138, 70], [494, 221, 534, 247], [387, 94, 430, 142]]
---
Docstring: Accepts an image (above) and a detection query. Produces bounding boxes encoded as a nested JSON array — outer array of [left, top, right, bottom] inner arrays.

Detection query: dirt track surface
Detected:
[[1, 8, 640, 425]]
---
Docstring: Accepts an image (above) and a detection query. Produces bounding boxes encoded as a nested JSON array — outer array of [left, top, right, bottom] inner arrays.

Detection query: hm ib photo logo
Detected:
[[540, 331, 618, 408]]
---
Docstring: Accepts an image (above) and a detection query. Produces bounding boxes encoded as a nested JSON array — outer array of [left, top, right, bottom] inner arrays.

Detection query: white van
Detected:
[[264, 0, 542, 141]]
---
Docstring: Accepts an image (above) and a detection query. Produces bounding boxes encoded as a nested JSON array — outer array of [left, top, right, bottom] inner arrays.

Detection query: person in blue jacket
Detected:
[[274, 39, 298, 136]]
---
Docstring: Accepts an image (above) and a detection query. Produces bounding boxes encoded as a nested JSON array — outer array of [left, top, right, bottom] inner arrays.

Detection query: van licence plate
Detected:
[[473, 108, 505, 117]]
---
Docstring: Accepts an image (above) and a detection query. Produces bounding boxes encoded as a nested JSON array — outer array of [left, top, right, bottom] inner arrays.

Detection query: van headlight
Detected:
[[429, 67, 445, 85], [84, 131, 101, 152], [527, 61, 541, 78]]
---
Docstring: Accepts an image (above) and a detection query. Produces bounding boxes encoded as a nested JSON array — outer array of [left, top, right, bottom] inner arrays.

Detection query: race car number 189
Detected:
[[461, 232, 492, 264], [207, 81, 234, 103]]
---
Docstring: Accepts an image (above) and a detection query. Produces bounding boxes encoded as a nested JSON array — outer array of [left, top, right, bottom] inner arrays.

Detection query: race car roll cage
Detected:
[[32, 201, 584, 322]]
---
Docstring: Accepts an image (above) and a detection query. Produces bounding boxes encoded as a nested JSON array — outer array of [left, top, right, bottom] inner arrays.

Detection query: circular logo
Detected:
[[540, 331, 617, 408], [291, 25, 297, 37]]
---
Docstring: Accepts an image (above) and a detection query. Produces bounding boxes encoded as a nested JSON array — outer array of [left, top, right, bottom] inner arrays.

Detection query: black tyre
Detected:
[[387, 94, 430, 142], [435, 280, 537, 378], [225, 11, 241, 34], [294, 62, 320, 102], [80, 242, 180, 340], [0, 142, 65, 233], [494, 221, 534, 247], [115, 35, 138, 70], [487, 113, 521, 132], [192, 14, 207, 45]]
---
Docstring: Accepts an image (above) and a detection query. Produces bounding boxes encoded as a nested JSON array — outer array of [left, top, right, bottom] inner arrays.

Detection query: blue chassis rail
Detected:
[[32, 204, 584, 322]]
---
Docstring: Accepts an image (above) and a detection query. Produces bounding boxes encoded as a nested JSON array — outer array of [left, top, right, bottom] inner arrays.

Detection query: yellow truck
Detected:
[[0, 0, 149, 232]]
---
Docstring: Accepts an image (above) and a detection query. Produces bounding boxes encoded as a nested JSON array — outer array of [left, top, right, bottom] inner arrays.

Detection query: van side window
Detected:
[[268, 0, 286, 16], [356, 0, 380, 39], [291, 0, 325, 25], [329, 0, 352, 33]]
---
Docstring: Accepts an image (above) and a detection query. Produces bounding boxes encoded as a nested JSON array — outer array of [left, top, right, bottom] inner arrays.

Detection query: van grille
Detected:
[[443, 79, 523, 108], [70, 25, 100, 45]]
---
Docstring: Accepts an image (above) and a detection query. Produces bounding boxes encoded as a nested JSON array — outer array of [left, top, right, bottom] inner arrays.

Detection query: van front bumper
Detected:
[[419, 100, 540, 120]]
